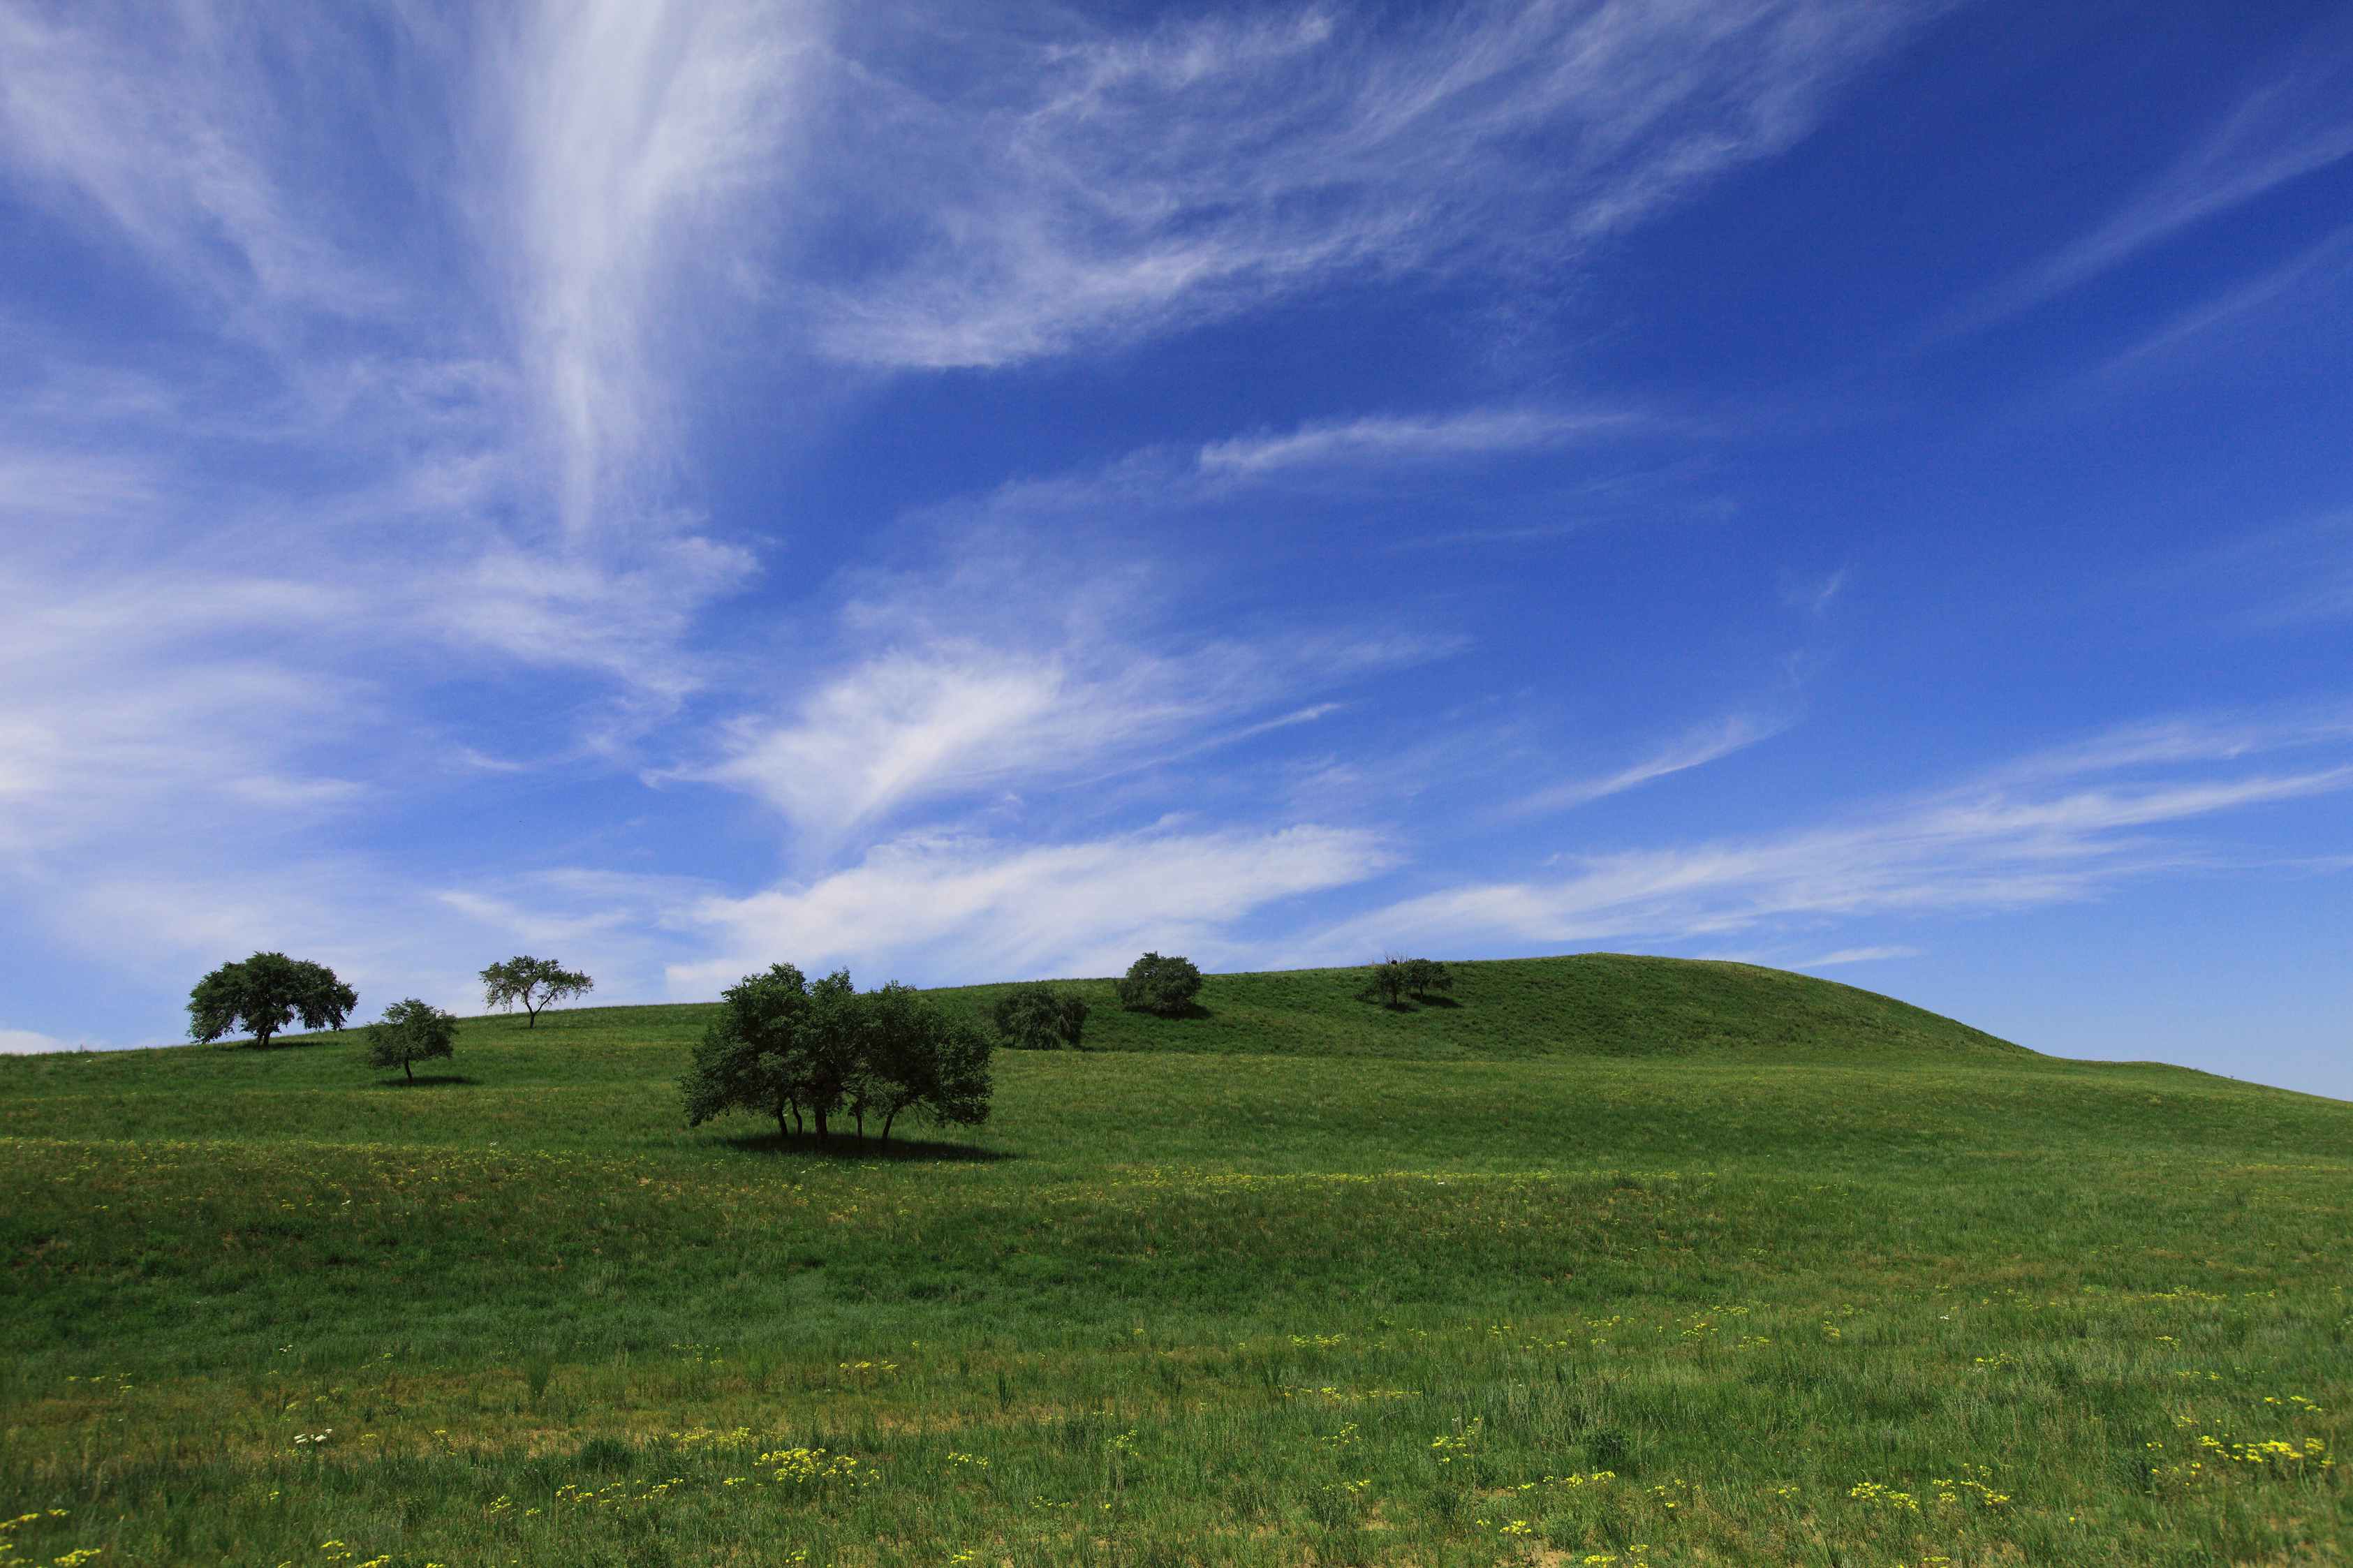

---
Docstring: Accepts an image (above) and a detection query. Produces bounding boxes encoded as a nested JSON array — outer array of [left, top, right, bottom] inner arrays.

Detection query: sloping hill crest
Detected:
[[934, 952, 2033, 1063]]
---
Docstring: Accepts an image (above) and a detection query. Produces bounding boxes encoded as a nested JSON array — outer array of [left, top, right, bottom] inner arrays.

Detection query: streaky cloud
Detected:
[[1314, 718, 2353, 958], [1944, 49, 2353, 336], [674, 822, 1396, 993], [1197, 406, 1643, 478], [1503, 714, 1790, 819], [802, 0, 1945, 368]]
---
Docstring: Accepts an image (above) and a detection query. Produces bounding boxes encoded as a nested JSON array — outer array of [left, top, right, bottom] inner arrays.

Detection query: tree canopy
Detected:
[[365, 998, 458, 1082], [991, 982, 1090, 1049], [1116, 952, 1203, 1017], [188, 952, 357, 1049], [681, 966, 991, 1145], [480, 955, 594, 1027]]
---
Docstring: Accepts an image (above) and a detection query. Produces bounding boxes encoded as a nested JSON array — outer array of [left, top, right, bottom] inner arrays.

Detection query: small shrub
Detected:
[[992, 982, 1090, 1049]]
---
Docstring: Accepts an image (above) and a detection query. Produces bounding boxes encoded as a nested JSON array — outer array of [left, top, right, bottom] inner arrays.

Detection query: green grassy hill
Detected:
[[933, 952, 2040, 1062], [1, 954, 2346, 1567]]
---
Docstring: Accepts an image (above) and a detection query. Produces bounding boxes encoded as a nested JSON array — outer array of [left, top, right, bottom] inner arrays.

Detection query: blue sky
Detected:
[[3, 0, 2350, 1096]]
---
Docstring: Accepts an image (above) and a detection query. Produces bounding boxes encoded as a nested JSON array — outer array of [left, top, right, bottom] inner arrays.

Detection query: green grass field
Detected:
[[2, 954, 2346, 1567]]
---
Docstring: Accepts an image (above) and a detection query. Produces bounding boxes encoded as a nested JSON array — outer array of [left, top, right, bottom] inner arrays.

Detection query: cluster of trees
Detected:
[[681, 965, 991, 1144], [1362, 954, 1453, 1009], [188, 952, 598, 1083]]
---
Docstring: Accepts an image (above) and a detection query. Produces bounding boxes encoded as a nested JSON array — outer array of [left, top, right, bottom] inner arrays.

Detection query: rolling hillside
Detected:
[[1, 953, 2346, 1567]]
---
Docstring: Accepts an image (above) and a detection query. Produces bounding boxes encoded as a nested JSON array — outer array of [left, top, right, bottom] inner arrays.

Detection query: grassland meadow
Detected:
[[1, 957, 2346, 1565]]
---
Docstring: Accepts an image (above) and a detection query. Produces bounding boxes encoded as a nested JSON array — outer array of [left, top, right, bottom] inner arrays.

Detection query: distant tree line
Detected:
[[187, 952, 603, 1084], [185, 942, 1297, 1140]]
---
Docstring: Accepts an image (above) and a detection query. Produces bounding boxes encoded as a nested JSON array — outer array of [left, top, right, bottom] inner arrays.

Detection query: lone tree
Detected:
[[480, 956, 594, 1028], [681, 966, 993, 1146], [365, 998, 458, 1082], [1116, 952, 1203, 1017], [1404, 956, 1454, 1001], [188, 952, 357, 1049], [991, 982, 1089, 1050]]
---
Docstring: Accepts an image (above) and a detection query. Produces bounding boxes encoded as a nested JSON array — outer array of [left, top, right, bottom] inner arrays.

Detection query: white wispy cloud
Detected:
[[1952, 51, 2353, 334], [471, 0, 825, 537], [1503, 713, 1789, 819], [1311, 715, 2353, 958], [1989, 707, 2353, 780], [688, 527, 1451, 850], [801, 0, 1942, 367], [0, 2, 397, 320], [0, 561, 371, 857], [2093, 222, 2353, 377], [673, 822, 1394, 991], [1779, 567, 1851, 616], [2177, 515, 2353, 632], [0, 1, 809, 879], [1197, 407, 1642, 478], [1792, 945, 1922, 968]]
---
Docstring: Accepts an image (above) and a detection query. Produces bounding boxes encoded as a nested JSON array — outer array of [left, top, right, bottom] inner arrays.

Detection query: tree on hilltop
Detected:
[[991, 982, 1089, 1049], [365, 998, 458, 1082], [189, 952, 357, 1049], [1116, 952, 1203, 1017], [480, 955, 594, 1028]]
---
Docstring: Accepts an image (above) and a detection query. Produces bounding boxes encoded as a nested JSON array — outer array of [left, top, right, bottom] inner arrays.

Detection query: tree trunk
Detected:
[[776, 1100, 788, 1140], [404, 1058, 414, 1083], [813, 1106, 829, 1139], [880, 1107, 897, 1145]]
